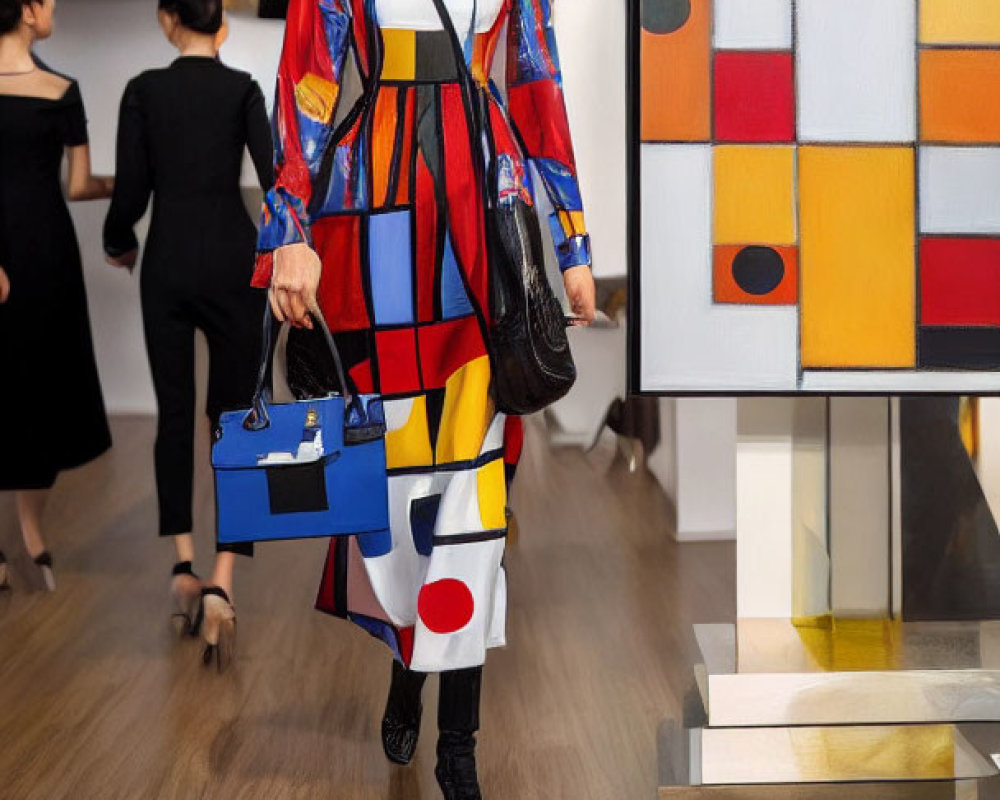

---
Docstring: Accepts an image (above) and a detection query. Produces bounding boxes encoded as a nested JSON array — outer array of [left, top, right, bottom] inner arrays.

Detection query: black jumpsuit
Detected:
[[104, 56, 273, 553]]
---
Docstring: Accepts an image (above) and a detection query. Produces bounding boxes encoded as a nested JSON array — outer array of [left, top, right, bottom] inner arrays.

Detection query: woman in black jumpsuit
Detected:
[[103, 0, 272, 665]]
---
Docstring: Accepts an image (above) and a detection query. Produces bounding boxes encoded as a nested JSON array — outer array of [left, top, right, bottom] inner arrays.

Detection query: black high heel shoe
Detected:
[[0, 551, 9, 591], [199, 587, 236, 673], [382, 660, 427, 766], [170, 561, 202, 636], [34, 552, 55, 592], [435, 731, 483, 800]]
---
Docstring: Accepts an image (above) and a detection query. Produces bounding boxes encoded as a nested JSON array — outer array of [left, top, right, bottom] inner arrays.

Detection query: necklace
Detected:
[[0, 67, 37, 77]]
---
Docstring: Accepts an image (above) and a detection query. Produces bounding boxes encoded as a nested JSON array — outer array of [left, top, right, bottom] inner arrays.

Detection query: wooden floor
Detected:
[[0, 417, 734, 800]]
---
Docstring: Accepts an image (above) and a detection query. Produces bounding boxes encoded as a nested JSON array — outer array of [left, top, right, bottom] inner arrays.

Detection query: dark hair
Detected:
[[158, 0, 222, 35], [0, 0, 32, 36]]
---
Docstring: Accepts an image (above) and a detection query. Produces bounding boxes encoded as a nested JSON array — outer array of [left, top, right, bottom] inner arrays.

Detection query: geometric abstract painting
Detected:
[[633, 0, 1000, 392]]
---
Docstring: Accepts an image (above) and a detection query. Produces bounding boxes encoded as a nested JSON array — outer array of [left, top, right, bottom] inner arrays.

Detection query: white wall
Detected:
[[36, 1, 284, 413], [555, 0, 628, 281], [38, 0, 627, 414]]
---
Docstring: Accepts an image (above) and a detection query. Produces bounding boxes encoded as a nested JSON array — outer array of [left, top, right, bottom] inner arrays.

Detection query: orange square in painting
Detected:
[[714, 245, 798, 305], [640, 0, 711, 142], [920, 50, 1000, 143]]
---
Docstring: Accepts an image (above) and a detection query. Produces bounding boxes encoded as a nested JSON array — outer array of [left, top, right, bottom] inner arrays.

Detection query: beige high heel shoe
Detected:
[[170, 562, 203, 636], [200, 587, 236, 673], [33, 552, 55, 592]]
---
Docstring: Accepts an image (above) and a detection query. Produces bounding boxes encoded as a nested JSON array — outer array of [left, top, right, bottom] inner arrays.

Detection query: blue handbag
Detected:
[[212, 311, 389, 544]]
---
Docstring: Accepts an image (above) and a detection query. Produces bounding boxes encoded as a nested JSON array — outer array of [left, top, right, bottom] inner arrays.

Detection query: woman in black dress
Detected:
[[0, 0, 114, 592], [103, 0, 273, 666]]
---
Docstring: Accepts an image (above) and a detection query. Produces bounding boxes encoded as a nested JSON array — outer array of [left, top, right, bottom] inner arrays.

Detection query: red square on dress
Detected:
[[375, 328, 421, 396]]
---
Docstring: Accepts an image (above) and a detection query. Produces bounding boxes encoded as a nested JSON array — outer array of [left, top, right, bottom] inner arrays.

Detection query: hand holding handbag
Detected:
[[212, 309, 390, 544]]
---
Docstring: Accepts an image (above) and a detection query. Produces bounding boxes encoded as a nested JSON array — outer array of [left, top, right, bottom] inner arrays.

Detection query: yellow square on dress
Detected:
[[476, 458, 507, 531], [381, 29, 417, 81]]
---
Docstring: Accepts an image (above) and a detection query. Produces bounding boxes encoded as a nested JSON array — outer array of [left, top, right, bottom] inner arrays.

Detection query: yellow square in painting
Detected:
[[921, 0, 1000, 44], [799, 147, 915, 369], [714, 146, 796, 246], [381, 28, 416, 81]]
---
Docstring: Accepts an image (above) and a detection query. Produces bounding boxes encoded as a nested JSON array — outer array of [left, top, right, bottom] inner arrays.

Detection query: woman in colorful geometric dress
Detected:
[[253, 1, 595, 797]]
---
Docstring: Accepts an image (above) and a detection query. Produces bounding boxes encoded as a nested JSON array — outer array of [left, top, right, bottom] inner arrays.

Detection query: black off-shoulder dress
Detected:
[[0, 78, 111, 490]]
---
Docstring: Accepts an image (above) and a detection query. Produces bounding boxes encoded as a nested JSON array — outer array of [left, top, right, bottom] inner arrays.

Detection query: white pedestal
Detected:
[[735, 397, 892, 620]]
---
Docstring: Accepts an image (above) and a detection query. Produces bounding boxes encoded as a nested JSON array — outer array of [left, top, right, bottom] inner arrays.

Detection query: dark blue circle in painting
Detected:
[[642, 0, 692, 34], [732, 247, 785, 296]]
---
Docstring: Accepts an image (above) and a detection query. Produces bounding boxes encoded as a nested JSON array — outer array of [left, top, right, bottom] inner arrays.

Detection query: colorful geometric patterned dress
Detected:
[[252, 0, 591, 673]]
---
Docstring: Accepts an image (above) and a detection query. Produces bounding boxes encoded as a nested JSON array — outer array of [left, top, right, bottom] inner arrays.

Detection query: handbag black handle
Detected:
[[244, 301, 355, 431]]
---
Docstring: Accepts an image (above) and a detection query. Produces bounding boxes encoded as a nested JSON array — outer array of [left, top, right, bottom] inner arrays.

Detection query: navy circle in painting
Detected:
[[642, 0, 691, 34], [732, 247, 785, 296]]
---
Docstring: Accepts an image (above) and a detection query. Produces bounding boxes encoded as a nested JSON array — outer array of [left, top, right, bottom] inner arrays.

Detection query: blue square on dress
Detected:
[[440, 232, 474, 320], [369, 211, 414, 325], [409, 494, 442, 557]]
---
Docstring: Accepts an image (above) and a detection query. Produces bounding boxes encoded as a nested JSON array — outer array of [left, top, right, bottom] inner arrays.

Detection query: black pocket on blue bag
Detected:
[[266, 462, 329, 515]]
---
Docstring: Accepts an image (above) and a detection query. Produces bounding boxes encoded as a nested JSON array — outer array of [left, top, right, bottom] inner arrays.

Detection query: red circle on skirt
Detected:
[[418, 579, 476, 634]]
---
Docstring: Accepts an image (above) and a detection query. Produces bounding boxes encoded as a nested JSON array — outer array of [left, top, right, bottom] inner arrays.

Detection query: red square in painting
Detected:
[[375, 328, 421, 396], [921, 238, 1000, 326], [714, 52, 795, 143]]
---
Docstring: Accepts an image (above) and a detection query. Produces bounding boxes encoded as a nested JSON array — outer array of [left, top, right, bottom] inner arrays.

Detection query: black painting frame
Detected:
[[625, 0, 1000, 398]]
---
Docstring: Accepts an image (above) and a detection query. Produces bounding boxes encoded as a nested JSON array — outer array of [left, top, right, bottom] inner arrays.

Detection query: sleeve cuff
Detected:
[[554, 232, 592, 272], [103, 233, 139, 259], [256, 187, 311, 250], [251, 251, 275, 289], [254, 187, 312, 288]]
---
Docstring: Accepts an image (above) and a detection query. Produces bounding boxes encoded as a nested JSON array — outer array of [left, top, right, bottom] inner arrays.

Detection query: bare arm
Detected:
[[66, 143, 113, 202], [0, 267, 9, 303]]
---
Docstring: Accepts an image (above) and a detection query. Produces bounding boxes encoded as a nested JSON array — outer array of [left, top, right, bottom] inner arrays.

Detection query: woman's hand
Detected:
[[271, 242, 321, 329], [0, 267, 9, 304], [106, 249, 138, 270], [563, 265, 596, 326]]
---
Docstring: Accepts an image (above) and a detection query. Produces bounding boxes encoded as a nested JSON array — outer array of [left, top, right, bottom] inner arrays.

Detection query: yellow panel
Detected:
[[558, 210, 587, 237], [385, 396, 433, 470], [380, 29, 416, 81], [799, 147, 915, 369], [921, 0, 1000, 44], [436, 356, 494, 464], [295, 72, 338, 124], [714, 146, 796, 245], [476, 458, 508, 531]]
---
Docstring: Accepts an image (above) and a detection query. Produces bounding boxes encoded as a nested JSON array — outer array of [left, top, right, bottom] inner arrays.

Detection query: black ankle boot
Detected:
[[435, 731, 482, 800], [435, 666, 484, 799], [382, 660, 427, 766]]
